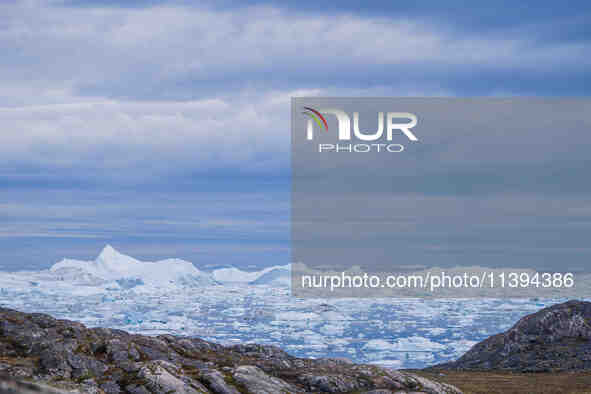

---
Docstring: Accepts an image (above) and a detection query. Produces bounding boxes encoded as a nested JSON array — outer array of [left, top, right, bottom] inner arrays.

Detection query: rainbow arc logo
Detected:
[[301, 107, 328, 132]]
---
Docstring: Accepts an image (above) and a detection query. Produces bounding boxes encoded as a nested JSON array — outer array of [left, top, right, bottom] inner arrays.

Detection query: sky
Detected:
[[292, 98, 591, 274], [0, 0, 590, 270]]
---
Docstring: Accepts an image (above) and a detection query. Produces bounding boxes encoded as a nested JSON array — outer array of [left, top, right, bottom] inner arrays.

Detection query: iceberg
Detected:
[[50, 245, 217, 287], [249, 267, 290, 286], [212, 264, 291, 284]]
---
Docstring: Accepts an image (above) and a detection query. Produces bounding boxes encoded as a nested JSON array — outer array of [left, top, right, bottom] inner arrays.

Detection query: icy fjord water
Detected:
[[0, 280, 558, 369], [0, 246, 563, 369]]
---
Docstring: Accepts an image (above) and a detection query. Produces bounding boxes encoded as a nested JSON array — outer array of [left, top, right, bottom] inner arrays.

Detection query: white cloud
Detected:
[[2, 1, 589, 104], [0, 2, 588, 174], [0, 91, 295, 174]]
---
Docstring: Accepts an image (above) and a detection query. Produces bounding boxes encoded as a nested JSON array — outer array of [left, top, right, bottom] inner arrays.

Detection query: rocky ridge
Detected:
[[432, 300, 591, 372], [0, 307, 460, 394]]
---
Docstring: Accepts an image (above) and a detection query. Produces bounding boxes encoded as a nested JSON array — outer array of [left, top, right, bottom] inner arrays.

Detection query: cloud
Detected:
[[4, 2, 590, 92], [0, 92, 297, 177], [0, 2, 589, 178]]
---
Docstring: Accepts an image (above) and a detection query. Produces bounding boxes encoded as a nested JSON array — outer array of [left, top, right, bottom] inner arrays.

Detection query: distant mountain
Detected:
[[431, 300, 591, 372], [51, 245, 217, 288]]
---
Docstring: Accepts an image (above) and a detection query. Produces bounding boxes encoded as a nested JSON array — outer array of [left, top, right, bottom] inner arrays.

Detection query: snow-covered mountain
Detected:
[[50, 245, 217, 287]]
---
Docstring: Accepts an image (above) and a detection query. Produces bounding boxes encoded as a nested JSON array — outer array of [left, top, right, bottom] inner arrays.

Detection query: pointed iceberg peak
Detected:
[[97, 244, 123, 260], [95, 244, 141, 270], [50, 246, 216, 286]]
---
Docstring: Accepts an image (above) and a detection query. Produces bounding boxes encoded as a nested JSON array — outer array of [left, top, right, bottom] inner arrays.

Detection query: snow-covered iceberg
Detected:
[[249, 267, 290, 286], [50, 245, 217, 287], [212, 264, 290, 284]]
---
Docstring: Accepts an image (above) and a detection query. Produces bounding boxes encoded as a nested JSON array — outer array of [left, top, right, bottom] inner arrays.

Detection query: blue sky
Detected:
[[0, 0, 590, 270]]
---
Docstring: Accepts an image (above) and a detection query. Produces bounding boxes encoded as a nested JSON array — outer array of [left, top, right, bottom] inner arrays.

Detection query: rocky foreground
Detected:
[[0, 307, 460, 394], [432, 300, 591, 372]]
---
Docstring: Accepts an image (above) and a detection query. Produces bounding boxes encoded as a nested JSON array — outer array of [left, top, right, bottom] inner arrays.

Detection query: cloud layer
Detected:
[[1, 1, 590, 179]]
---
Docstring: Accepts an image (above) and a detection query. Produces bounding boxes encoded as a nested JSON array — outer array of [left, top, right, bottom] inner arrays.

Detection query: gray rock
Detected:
[[99, 380, 121, 394], [201, 369, 241, 394], [233, 365, 298, 393], [125, 384, 151, 394], [298, 373, 369, 392], [0, 306, 462, 394], [38, 349, 71, 379], [138, 360, 208, 393], [0, 375, 71, 393], [432, 300, 591, 372], [361, 391, 394, 394]]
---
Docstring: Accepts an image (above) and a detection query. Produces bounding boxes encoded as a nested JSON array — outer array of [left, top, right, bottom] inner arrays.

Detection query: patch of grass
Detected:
[[74, 342, 92, 355], [408, 369, 591, 394], [3, 316, 25, 324], [222, 373, 250, 394], [0, 356, 37, 367], [74, 371, 94, 383], [117, 370, 149, 388]]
